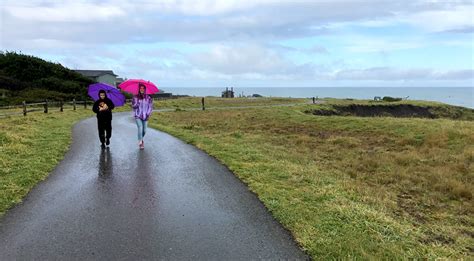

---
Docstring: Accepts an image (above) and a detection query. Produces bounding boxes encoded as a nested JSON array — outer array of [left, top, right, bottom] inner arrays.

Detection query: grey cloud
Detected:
[[334, 67, 474, 81], [2, 0, 470, 48], [438, 26, 474, 34], [307, 45, 329, 54], [434, 69, 474, 80], [2, 0, 471, 86], [189, 44, 289, 75], [137, 48, 185, 60]]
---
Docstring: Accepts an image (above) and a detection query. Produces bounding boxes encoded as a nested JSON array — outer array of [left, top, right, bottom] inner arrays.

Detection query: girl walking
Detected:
[[132, 83, 153, 149]]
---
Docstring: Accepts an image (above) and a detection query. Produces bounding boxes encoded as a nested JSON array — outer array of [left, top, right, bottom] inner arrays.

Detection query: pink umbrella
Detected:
[[118, 79, 160, 95]]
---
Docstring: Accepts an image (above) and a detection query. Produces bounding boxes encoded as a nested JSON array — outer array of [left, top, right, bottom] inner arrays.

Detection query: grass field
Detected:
[[1, 97, 472, 259], [153, 96, 308, 109], [149, 99, 474, 259], [0, 108, 93, 215], [0, 98, 303, 215]]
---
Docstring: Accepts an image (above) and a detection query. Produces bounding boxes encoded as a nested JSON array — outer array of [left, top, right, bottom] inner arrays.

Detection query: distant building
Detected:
[[74, 70, 121, 87], [116, 77, 125, 86], [222, 87, 234, 98]]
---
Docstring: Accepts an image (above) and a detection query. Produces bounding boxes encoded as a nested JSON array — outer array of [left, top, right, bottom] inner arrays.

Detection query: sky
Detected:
[[0, 0, 473, 88]]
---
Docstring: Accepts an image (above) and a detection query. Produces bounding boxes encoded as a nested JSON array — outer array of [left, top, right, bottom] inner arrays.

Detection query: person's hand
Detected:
[[103, 104, 108, 110]]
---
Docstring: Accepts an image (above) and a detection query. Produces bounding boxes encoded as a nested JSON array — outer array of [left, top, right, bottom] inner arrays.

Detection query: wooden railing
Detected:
[[0, 99, 94, 118], [0, 96, 315, 118], [0, 97, 182, 118]]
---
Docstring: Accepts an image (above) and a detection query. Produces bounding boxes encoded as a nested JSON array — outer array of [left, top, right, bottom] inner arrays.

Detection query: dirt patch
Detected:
[[309, 109, 340, 116], [395, 193, 427, 223], [461, 229, 474, 239], [307, 104, 474, 120], [309, 104, 437, 118], [467, 246, 474, 254], [420, 231, 456, 245]]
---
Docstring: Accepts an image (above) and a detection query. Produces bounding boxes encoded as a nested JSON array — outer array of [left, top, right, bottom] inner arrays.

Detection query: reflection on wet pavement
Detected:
[[98, 147, 113, 180]]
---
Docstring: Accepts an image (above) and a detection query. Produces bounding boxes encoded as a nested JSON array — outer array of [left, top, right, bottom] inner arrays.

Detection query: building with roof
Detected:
[[74, 70, 121, 87], [222, 87, 234, 98]]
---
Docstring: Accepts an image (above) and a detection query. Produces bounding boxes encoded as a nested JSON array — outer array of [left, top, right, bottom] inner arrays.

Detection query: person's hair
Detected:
[[98, 90, 106, 99], [138, 84, 146, 99]]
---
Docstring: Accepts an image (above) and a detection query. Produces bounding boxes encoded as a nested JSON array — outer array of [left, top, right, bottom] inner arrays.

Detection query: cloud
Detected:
[[433, 69, 474, 80], [4, 2, 125, 22], [401, 5, 474, 33], [1, 0, 472, 87], [2, 0, 471, 48], [307, 45, 329, 54], [333, 67, 474, 81], [344, 35, 422, 53], [439, 26, 474, 34], [189, 44, 289, 75], [137, 48, 185, 60]]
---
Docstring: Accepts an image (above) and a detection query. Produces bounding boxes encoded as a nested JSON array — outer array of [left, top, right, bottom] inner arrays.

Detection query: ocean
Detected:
[[164, 87, 473, 109]]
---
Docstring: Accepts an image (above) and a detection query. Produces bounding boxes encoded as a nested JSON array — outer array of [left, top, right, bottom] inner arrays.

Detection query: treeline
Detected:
[[0, 51, 94, 105]]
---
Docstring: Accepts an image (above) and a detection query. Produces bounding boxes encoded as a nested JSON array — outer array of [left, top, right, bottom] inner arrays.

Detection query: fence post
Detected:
[[23, 101, 27, 116], [202, 97, 205, 111], [60, 100, 63, 112], [73, 98, 76, 110], [44, 99, 48, 113], [84, 99, 87, 109]]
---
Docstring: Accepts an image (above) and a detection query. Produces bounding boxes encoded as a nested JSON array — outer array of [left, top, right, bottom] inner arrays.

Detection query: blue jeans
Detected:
[[135, 118, 148, 141]]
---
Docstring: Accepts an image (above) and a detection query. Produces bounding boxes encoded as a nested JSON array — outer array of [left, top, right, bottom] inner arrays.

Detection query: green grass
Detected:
[[1, 97, 472, 258], [0, 97, 305, 213], [149, 100, 474, 259], [154, 96, 308, 109], [0, 107, 103, 215], [0, 97, 305, 215]]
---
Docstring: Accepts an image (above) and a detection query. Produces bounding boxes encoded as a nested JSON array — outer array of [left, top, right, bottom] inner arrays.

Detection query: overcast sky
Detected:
[[0, 0, 473, 87]]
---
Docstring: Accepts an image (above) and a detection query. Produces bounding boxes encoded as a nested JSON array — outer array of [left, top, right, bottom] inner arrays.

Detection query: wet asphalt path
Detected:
[[0, 112, 308, 260]]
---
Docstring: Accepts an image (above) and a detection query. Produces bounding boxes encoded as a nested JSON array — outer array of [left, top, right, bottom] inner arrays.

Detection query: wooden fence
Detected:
[[0, 99, 94, 118], [0, 96, 201, 118]]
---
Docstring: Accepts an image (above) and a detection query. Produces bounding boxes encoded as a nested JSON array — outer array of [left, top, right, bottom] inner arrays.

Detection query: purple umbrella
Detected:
[[88, 83, 126, 107]]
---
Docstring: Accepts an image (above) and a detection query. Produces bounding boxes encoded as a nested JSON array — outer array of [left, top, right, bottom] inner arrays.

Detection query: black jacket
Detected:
[[93, 97, 115, 121]]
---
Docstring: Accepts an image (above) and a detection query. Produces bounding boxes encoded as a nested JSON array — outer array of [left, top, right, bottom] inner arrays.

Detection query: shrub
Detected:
[[382, 96, 402, 102]]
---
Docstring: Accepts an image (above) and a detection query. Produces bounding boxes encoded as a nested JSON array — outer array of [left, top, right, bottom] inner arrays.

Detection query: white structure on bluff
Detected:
[[74, 70, 124, 87]]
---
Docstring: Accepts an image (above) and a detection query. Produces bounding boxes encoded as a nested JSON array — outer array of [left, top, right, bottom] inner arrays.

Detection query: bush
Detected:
[[0, 51, 93, 104], [33, 77, 84, 94], [382, 96, 402, 102], [0, 71, 29, 91]]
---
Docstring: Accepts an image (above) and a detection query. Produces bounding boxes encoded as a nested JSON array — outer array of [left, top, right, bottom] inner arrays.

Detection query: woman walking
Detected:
[[132, 83, 153, 149], [92, 90, 115, 148]]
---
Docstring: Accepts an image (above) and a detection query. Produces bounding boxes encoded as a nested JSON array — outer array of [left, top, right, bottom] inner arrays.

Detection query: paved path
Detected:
[[0, 113, 308, 260]]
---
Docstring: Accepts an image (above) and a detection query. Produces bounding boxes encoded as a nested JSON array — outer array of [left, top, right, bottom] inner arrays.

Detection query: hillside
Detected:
[[0, 52, 94, 105]]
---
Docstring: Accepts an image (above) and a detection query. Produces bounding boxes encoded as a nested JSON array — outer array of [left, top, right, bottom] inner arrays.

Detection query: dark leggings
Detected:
[[97, 119, 112, 143]]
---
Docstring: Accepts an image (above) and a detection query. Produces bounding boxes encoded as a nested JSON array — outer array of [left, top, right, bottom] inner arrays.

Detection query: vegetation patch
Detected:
[[1, 96, 472, 259], [306, 103, 474, 120], [154, 96, 308, 110], [149, 100, 474, 259], [0, 52, 93, 105], [0, 109, 92, 215]]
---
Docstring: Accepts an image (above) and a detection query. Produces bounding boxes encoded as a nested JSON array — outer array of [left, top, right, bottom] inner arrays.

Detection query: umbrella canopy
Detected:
[[118, 79, 159, 95], [88, 83, 126, 107]]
